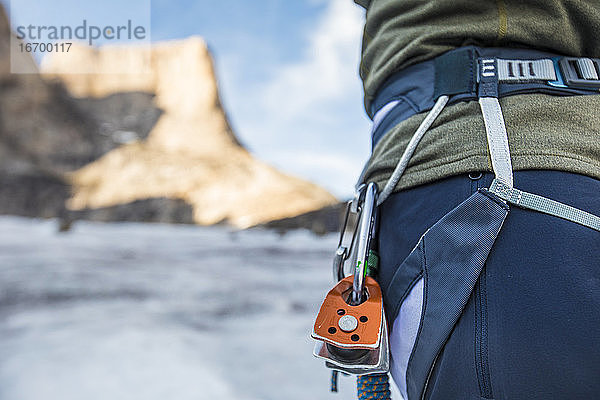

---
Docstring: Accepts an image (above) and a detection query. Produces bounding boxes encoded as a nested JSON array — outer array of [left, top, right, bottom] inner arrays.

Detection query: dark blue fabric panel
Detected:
[[379, 171, 600, 400], [404, 191, 508, 400], [485, 172, 600, 400], [382, 239, 424, 325], [378, 174, 474, 298]]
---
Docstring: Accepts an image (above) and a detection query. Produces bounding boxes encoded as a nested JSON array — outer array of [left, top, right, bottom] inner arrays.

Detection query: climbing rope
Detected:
[[355, 95, 449, 206], [376, 95, 449, 206], [356, 252, 391, 399], [357, 373, 391, 400], [331, 371, 339, 392]]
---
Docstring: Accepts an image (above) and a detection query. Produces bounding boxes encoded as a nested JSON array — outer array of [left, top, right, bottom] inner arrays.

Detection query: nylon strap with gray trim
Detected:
[[479, 97, 513, 187], [369, 46, 600, 147]]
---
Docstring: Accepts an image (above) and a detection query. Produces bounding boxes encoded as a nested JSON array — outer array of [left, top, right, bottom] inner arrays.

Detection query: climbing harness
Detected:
[[312, 46, 600, 400], [368, 46, 600, 148]]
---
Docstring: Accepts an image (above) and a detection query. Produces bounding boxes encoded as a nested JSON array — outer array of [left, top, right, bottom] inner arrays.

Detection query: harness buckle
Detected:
[[558, 57, 600, 89]]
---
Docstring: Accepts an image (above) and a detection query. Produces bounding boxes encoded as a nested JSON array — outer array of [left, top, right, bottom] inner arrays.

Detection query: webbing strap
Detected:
[[478, 57, 514, 187], [477, 60, 600, 233], [369, 47, 600, 147], [496, 59, 556, 82], [577, 58, 600, 80], [479, 97, 514, 187], [489, 179, 600, 232]]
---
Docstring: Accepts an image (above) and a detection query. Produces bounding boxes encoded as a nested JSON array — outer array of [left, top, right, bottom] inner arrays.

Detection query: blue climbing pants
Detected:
[[378, 170, 600, 400]]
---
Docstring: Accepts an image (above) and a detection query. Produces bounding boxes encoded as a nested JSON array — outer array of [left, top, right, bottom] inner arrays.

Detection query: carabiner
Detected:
[[351, 182, 378, 305]]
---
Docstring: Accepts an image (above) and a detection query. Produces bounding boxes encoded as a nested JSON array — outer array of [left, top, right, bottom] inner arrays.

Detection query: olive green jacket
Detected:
[[356, 0, 600, 191]]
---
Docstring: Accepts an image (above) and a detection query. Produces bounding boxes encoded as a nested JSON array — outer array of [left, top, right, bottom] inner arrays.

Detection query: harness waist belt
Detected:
[[370, 46, 600, 147]]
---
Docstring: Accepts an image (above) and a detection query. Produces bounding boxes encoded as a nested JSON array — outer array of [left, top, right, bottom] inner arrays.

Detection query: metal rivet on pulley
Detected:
[[338, 315, 358, 332]]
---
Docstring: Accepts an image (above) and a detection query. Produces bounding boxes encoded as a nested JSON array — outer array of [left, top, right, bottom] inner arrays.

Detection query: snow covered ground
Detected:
[[0, 216, 400, 400]]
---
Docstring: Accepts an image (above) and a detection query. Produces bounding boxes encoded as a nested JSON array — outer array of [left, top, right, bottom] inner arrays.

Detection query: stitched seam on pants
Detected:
[[475, 271, 494, 398]]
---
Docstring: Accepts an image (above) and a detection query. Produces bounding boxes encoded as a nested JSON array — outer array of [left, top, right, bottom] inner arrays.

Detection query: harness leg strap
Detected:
[[478, 57, 600, 232], [479, 97, 513, 187], [489, 179, 600, 232]]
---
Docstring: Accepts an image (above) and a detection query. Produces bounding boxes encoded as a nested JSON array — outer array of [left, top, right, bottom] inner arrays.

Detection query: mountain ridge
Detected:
[[0, 3, 337, 228]]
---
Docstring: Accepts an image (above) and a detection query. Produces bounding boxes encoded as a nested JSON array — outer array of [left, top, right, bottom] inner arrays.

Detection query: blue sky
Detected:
[[6, 0, 371, 198]]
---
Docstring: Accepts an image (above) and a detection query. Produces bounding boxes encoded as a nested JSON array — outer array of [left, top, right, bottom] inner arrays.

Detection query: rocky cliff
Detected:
[[0, 4, 337, 228], [0, 5, 102, 219]]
